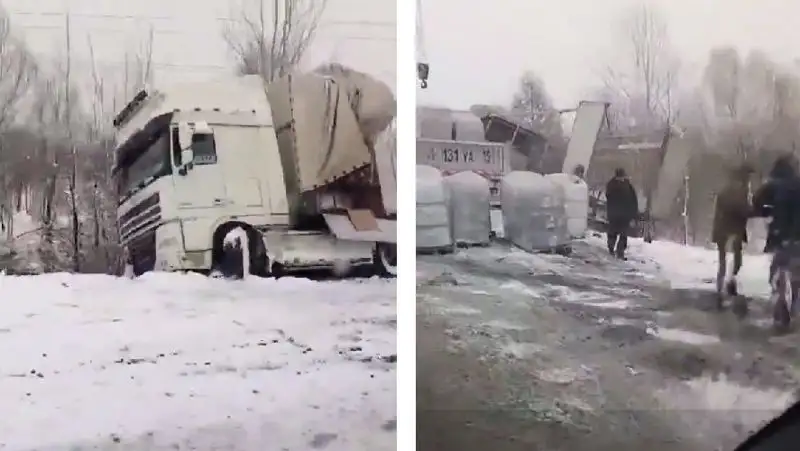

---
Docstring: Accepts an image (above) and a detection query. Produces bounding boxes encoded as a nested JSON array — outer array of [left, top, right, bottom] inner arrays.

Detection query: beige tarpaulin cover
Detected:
[[266, 68, 396, 195]]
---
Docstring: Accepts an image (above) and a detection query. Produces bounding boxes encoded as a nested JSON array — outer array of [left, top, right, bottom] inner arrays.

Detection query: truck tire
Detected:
[[373, 243, 397, 278], [218, 238, 245, 279], [214, 224, 269, 279]]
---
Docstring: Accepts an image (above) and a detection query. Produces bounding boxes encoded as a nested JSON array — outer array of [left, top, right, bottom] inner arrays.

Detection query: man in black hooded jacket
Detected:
[[605, 167, 639, 259], [751, 154, 800, 329]]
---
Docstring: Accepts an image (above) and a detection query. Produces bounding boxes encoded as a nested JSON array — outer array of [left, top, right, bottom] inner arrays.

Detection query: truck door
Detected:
[[170, 126, 227, 209]]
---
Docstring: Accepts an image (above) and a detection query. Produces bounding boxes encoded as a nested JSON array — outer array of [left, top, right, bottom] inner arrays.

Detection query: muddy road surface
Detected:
[[417, 241, 800, 451]]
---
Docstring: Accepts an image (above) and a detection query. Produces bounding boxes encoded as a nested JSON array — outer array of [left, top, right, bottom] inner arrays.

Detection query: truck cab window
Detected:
[[118, 133, 171, 197], [192, 133, 218, 165]]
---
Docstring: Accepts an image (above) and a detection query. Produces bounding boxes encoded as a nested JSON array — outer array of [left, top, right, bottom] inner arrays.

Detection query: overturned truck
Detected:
[[112, 69, 397, 278]]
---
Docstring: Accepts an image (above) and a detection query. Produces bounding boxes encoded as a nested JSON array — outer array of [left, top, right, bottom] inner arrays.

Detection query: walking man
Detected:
[[605, 167, 639, 259], [711, 162, 753, 307]]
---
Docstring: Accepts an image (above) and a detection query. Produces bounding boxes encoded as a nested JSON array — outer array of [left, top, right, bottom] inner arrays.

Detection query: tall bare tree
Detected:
[[0, 6, 37, 248], [0, 6, 38, 132], [603, 5, 680, 130], [510, 71, 563, 140], [223, 0, 328, 81]]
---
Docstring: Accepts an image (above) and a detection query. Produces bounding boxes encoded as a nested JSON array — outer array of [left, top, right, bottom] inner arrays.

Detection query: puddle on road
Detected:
[[648, 327, 720, 345]]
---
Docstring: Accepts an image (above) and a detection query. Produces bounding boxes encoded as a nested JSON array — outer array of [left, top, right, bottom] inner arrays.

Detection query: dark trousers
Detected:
[[607, 219, 629, 258], [716, 235, 743, 295]]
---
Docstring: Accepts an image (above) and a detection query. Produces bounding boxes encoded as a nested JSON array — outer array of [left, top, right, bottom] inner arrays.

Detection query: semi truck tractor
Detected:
[[111, 69, 397, 278]]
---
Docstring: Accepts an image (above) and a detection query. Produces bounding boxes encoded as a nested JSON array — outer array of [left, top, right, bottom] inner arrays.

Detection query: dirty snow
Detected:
[[608, 235, 773, 299], [0, 272, 396, 450], [418, 236, 798, 450]]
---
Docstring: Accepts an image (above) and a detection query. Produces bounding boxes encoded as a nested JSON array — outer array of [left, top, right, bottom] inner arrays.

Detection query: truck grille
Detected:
[[119, 192, 161, 275]]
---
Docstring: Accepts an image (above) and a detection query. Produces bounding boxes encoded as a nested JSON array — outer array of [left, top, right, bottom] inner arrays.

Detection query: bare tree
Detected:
[[509, 71, 564, 140], [223, 0, 328, 81], [603, 5, 680, 130], [0, 6, 38, 131], [61, 14, 81, 272], [0, 6, 38, 243]]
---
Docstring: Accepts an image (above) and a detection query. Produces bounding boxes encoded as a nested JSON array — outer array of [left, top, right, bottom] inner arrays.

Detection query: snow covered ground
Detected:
[[0, 273, 396, 450], [417, 235, 798, 450], [616, 235, 773, 299]]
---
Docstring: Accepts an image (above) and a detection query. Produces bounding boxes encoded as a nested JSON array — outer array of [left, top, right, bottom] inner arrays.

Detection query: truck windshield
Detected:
[[117, 132, 171, 198]]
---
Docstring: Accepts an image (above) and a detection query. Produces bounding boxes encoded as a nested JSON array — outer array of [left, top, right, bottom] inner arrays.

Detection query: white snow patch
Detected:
[[586, 299, 636, 310], [482, 319, 528, 331], [540, 285, 636, 310], [536, 367, 579, 384], [598, 317, 638, 326], [498, 280, 544, 298], [0, 273, 396, 450], [500, 341, 546, 359], [647, 327, 720, 345], [439, 304, 482, 316], [586, 235, 772, 300]]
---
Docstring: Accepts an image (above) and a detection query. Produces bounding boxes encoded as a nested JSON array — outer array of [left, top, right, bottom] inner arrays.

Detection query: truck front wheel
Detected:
[[213, 224, 268, 279], [373, 243, 397, 278]]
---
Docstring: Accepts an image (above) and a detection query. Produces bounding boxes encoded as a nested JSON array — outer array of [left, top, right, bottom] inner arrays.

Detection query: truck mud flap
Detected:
[[323, 211, 396, 243]]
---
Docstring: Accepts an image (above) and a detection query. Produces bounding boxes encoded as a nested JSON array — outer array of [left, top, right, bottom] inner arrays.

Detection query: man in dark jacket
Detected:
[[605, 167, 639, 259], [751, 154, 800, 329]]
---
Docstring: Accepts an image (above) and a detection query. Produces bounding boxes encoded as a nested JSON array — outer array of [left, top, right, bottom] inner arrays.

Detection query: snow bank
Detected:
[[0, 273, 396, 450], [444, 171, 491, 245], [416, 165, 452, 250], [588, 235, 772, 299]]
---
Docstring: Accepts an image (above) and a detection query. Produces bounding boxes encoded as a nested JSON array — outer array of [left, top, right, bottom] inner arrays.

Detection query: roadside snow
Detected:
[[0, 273, 396, 450], [587, 235, 773, 299]]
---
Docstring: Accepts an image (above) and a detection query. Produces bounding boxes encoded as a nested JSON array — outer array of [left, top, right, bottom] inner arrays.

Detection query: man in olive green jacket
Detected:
[[711, 162, 754, 307]]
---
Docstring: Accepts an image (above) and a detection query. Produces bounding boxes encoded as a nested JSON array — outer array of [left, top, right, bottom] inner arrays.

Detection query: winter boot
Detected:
[[725, 277, 738, 296]]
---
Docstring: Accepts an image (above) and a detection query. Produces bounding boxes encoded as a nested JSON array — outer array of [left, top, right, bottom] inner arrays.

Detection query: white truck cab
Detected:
[[113, 75, 396, 278]]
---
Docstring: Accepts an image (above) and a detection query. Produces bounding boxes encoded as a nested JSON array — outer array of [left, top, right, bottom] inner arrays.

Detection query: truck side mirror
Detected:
[[181, 148, 194, 166], [178, 148, 194, 175], [177, 123, 193, 151]]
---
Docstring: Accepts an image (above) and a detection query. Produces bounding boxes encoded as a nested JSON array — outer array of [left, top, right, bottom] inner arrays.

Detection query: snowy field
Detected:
[[0, 273, 397, 450]]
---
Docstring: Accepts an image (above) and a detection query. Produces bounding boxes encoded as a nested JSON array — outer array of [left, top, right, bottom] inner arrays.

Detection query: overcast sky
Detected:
[[417, 0, 799, 110], [5, 0, 396, 92]]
